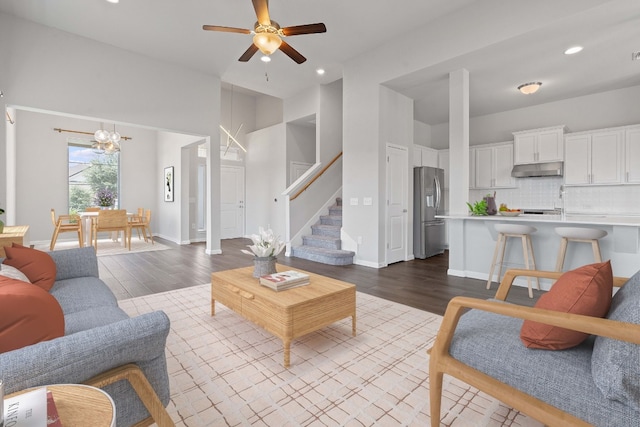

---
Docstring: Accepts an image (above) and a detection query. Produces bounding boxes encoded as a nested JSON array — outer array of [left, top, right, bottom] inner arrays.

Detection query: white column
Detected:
[[448, 69, 470, 274], [5, 107, 16, 224]]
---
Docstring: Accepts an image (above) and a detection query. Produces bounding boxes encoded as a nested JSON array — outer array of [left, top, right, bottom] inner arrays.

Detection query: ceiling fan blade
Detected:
[[252, 0, 271, 26], [202, 25, 251, 34], [239, 44, 259, 62], [279, 41, 306, 64], [281, 23, 327, 36]]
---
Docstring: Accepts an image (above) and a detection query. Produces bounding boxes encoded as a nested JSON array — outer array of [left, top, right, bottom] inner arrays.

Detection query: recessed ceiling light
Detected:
[[564, 46, 583, 55], [106, 0, 119, 3], [260, 55, 271, 63], [316, 68, 325, 75]]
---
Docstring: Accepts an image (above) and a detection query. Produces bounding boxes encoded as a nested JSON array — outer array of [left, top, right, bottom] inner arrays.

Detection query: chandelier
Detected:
[[93, 125, 121, 154]]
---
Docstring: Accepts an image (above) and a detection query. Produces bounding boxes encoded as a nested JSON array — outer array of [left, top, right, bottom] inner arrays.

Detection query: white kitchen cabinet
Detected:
[[564, 130, 623, 185], [625, 127, 640, 183], [413, 145, 438, 168], [513, 125, 565, 165], [473, 142, 515, 189]]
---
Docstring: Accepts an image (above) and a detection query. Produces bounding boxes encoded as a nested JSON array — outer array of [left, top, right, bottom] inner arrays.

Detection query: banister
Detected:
[[290, 152, 342, 201]]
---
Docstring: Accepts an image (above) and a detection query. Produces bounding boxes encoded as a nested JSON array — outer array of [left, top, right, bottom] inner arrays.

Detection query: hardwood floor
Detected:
[[99, 237, 540, 316]]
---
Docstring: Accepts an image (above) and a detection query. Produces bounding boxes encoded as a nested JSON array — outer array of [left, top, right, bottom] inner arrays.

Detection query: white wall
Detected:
[[9, 109, 159, 243], [414, 121, 432, 146], [0, 12, 222, 253], [430, 85, 640, 148], [342, 0, 615, 266], [256, 96, 284, 131], [156, 132, 204, 243], [245, 124, 287, 239], [317, 80, 343, 163], [286, 124, 315, 185]]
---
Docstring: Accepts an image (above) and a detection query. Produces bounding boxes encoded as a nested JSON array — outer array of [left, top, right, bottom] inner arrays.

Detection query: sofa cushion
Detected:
[[521, 261, 613, 350], [592, 272, 640, 411], [64, 306, 130, 335], [450, 303, 638, 425], [50, 277, 118, 315], [0, 276, 65, 353], [0, 264, 30, 283], [3, 244, 57, 291]]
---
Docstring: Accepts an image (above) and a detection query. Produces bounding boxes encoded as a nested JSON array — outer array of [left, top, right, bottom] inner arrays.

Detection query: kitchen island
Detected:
[[439, 213, 640, 291]]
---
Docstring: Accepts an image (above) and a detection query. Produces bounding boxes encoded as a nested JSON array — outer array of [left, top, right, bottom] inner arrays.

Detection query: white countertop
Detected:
[[437, 213, 640, 227]]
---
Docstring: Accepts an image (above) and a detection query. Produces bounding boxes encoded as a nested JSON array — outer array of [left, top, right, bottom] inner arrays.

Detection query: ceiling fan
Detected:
[[203, 0, 326, 64]]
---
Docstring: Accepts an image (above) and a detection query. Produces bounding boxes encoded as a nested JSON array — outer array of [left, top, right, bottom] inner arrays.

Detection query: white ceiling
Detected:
[[1, 0, 639, 125]]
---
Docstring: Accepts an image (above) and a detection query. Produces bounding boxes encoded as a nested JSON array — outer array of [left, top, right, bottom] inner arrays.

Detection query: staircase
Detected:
[[291, 198, 355, 266]]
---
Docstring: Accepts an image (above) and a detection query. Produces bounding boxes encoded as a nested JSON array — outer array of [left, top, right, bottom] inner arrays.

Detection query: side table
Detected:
[[0, 225, 29, 257], [7, 384, 116, 427]]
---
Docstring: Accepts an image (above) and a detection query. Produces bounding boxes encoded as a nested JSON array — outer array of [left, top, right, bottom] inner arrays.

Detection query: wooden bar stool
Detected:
[[554, 227, 608, 271], [486, 223, 540, 298]]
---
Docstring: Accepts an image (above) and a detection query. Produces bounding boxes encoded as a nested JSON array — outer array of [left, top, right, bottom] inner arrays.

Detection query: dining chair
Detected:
[[84, 207, 102, 212], [130, 209, 154, 244], [129, 208, 145, 240], [91, 209, 131, 251], [50, 209, 83, 250]]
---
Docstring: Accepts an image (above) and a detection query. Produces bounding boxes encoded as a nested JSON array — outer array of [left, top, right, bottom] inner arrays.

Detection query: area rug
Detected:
[[120, 284, 541, 427], [36, 238, 170, 256]]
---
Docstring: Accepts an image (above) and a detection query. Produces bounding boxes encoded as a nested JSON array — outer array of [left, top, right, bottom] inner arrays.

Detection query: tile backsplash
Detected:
[[468, 177, 640, 215]]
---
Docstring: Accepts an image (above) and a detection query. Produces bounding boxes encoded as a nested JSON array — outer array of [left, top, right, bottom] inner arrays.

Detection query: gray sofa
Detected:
[[429, 268, 640, 427], [0, 247, 173, 427]]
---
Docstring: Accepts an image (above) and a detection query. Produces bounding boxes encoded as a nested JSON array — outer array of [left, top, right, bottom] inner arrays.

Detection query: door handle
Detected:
[[403, 209, 408, 213]]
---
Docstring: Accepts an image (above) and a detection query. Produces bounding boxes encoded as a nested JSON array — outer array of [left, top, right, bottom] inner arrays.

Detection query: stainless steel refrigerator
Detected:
[[413, 166, 446, 259]]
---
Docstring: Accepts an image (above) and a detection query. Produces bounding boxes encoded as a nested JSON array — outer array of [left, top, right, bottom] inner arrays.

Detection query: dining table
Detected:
[[78, 211, 135, 247]]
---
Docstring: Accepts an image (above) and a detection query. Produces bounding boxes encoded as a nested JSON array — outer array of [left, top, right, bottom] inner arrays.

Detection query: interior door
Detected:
[[220, 166, 245, 239], [386, 144, 408, 265]]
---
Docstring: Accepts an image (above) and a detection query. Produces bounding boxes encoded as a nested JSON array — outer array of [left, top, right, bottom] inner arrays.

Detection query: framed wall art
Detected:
[[164, 166, 174, 202]]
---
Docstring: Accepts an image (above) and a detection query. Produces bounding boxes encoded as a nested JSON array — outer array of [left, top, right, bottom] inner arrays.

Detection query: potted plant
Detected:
[[241, 227, 286, 278], [95, 189, 116, 209], [0, 207, 4, 234]]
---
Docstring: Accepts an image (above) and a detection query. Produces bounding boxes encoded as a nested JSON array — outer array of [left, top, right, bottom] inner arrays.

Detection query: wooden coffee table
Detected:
[[211, 266, 356, 367]]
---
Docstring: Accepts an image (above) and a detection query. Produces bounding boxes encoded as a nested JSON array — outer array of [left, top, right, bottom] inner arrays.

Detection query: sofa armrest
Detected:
[[0, 310, 170, 395], [49, 247, 100, 280], [494, 268, 629, 301], [430, 296, 640, 360]]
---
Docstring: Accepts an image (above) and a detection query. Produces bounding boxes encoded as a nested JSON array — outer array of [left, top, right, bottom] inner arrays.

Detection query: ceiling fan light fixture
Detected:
[[253, 32, 282, 56], [517, 82, 542, 95], [260, 55, 271, 62]]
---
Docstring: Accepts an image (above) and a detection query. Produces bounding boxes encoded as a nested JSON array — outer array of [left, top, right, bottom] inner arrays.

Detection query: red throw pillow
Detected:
[[0, 276, 65, 353], [3, 243, 57, 291], [520, 261, 613, 350]]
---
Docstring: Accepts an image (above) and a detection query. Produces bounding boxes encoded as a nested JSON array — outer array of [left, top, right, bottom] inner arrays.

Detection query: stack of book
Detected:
[[259, 270, 310, 291]]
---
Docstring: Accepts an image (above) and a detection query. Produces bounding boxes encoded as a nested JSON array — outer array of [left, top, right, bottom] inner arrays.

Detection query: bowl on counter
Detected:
[[499, 210, 521, 217]]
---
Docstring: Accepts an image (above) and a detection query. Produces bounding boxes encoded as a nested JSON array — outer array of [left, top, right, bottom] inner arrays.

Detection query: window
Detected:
[[68, 137, 120, 212]]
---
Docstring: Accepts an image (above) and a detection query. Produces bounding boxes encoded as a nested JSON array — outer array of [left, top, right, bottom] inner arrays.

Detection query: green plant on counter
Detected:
[[466, 200, 488, 216]]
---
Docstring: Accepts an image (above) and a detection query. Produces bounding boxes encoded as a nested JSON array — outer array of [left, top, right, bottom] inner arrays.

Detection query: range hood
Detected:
[[511, 161, 563, 178]]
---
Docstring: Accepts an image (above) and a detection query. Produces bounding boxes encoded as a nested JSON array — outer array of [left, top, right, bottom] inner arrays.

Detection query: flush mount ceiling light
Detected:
[[564, 46, 583, 55], [517, 82, 542, 95]]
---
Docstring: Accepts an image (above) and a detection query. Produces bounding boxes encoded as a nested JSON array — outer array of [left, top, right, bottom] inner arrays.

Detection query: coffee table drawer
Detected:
[[211, 282, 242, 313], [241, 296, 288, 338]]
